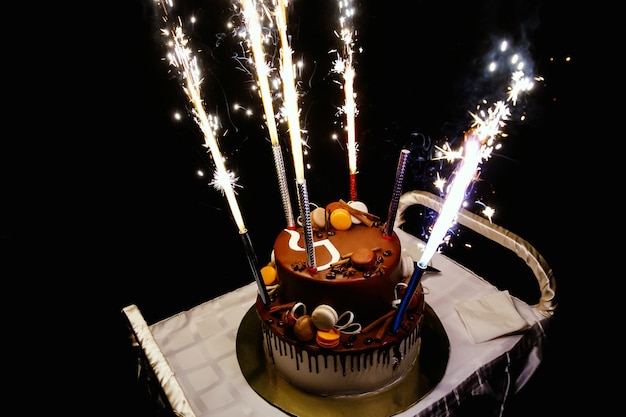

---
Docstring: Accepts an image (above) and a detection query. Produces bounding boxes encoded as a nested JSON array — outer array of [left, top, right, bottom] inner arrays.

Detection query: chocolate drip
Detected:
[[365, 351, 373, 369], [340, 355, 347, 376], [295, 349, 302, 371], [263, 325, 275, 363], [380, 349, 389, 365], [277, 332, 285, 357], [260, 303, 423, 378]]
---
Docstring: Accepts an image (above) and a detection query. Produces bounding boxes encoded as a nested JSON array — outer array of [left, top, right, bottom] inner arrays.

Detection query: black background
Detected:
[[2, 0, 588, 415]]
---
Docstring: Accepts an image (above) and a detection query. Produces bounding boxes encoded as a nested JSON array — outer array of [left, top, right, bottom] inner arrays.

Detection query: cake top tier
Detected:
[[273, 223, 401, 283], [271, 201, 408, 325]]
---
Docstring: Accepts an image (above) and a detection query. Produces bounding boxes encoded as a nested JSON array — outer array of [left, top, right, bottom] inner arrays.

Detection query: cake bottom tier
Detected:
[[236, 304, 450, 416], [261, 322, 422, 396]]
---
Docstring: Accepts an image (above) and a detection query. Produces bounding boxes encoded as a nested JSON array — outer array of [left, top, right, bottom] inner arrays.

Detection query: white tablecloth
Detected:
[[123, 227, 552, 417]]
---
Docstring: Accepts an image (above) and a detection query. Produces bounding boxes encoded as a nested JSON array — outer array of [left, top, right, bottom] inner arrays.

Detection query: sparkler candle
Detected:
[[166, 26, 247, 233], [383, 149, 410, 238], [240, 0, 296, 229], [419, 130, 483, 263], [392, 129, 484, 332], [391, 40, 538, 331], [345, 64, 357, 201], [240, 229, 271, 306], [275, 0, 316, 271], [160, 10, 270, 304], [334, 0, 358, 201]]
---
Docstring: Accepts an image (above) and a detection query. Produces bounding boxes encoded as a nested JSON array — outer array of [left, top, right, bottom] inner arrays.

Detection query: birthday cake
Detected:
[[255, 200, 425, 396]]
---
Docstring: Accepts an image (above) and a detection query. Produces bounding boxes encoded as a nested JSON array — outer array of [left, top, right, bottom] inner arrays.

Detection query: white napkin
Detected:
[[455, 290, 530, 343]]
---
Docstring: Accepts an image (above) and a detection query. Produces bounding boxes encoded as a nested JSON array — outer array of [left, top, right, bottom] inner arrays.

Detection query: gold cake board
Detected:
[[236, 304, 450, 417]]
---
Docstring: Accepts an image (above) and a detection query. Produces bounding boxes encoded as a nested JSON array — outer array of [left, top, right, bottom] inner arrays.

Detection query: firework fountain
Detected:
[[274, 0, 317, 271], [156, 1, 271, 305], [239, 0, 296, 230], [392, 41, 538, 332], [331, 0, 359, 201], [150, 1, 539, 331]]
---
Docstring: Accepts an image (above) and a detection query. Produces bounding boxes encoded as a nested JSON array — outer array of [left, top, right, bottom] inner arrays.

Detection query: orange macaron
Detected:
[[260, 264, 277, 285], [329, 208, 352, 230], [316, 327, 340, 348]]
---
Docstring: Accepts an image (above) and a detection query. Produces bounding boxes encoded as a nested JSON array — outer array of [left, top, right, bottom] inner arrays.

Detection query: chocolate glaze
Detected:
[[272, 224, 404, 325]]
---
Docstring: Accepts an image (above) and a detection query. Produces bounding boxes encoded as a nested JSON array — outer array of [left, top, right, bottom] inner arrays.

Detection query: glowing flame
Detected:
[[418, 129, 483, 267], [238, 0, 296, 228], [239, 0, 280, 146]]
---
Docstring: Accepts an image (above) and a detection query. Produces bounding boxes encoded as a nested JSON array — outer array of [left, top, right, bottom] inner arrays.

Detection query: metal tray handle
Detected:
[[395, 190, 557, 318]]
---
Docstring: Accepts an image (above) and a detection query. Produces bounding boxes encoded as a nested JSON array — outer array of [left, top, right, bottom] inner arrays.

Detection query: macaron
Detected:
[[350, 247, 375, 269], [311, 206, 327, 231], [260, 264, 277, 285], [311, 304, 339, 331], [330, 208, 352, 231], [316, 328, 340, 348], [401, 256, 415, 278]]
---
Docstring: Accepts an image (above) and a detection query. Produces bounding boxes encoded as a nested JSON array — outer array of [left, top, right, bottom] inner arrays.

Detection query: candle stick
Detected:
[[240, 230, 271, 306], [272, 143, 296, 229], [240, 0, 296, 229], [391, 263, 425, 333], [383, 149, 410, 238], [296, 179, 317, 272], [345, 64, 357, 201], [349, 172, 357, 202]]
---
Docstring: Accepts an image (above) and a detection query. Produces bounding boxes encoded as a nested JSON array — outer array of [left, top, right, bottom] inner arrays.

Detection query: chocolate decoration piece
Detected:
[[293, 315, 316, 342], [351, 247, 375, 269]]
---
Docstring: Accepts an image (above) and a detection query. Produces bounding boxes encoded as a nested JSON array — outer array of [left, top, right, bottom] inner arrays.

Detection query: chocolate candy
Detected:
[[350, 247, 375, 269], [294, 315, 316, 342]]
